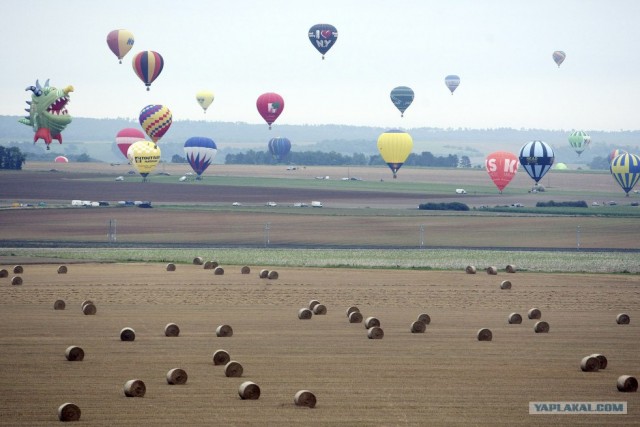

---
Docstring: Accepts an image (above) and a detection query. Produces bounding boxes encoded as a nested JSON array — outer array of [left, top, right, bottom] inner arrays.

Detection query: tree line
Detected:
[[0, 146, 26, 170]]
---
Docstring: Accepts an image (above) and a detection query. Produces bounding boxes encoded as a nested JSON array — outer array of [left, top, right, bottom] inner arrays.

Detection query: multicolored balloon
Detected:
[[184, 137, 217, 178], [390, 86, 414, 117], [445, 75, 460, 94], [610, 153, 640, 196], [609, 149, 628, 163], [377, 130, 413, 179], [568, 130, 590, 156], [485, 151, 519, 193], [196, 90, 214, 113], [139, 105, 172, 143], [518, 140, 555, 184], [268, 137, 291, 162], [132, 51, 164, 91], [308, 24, 338, 59], [256, 92, 284, 129], [106, 29, 134, 64], [552, 51, 566, 67], [115, 128, 146, 160], [127, 140, 161, 181]]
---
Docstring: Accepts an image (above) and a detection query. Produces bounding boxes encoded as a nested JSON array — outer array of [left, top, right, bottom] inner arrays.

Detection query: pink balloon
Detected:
[[256, 92, 284, 129], [485, 151, 519, 192]]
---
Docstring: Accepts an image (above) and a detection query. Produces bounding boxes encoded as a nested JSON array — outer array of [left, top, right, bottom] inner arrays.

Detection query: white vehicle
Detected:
[[311, 201, 323, 208], [266, 201, 277, 207], [115, 176, 124, 181], [71, 200, 83, 206], [455, 189, 467, 194], [232, 202, 242, 206], [179, 176, 187, 182]]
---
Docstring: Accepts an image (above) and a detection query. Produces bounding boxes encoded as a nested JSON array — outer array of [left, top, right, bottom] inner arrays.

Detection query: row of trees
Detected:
[[0, 146, 26, 170]]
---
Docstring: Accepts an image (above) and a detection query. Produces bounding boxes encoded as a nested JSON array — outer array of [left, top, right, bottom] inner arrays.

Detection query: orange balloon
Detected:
[[485, 151, 519, 192]]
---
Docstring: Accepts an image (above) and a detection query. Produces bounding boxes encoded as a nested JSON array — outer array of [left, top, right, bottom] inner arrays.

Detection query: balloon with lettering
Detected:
[[268, 137, 291, 162], [390, 86, 414, 117], [445, 75, 460, 94], [139, 104, 172, 143], [485, 151, 519, 193], [115, 128, 146, 160], [107, 29, 134, 64], [308, 24, 338, 59], [518, 140, 555, 183], [377, 129, 413, 179], [568, 130, 590, 156], [196, 90, 214, 113], [610, 153, 640, 196], [184, 137, 217, 179], [127, 140, 161, 181], [132, 51, 164, 91], [256, 92, 284, 129], [552, 51, 566, 67]]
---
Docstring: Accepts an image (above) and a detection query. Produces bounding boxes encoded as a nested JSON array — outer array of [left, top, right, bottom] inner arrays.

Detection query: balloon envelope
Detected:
[[132, 51, 164, 90], [268, 137, 291, 162], [377, 130, 413, 178], [609, 149, 627, 163], [390, 86, 414, 117], [139, 105, 172, 143], [518, 140, 555, 183], [308, 24, 338, 59], [485, 151, 519, 192], [554, 162, 568, 170], [184, 137, 217, 177], [445, 75, 460, 94], [553, 51, 566, 67], [116, 128, 146, 159], [610, 153, 640, 195], [196, 90, 214, 112], [127, 140, 161, 178], [568, 130, 590, 156], [54, 156, 68, 163], [256, 93, 284, 129], [107, 29, 134, 63]]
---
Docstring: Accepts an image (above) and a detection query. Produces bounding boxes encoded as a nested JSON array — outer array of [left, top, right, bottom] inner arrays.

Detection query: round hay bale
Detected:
[[580, 355, 599, 372], [534, 321, 550, 333], [213, 349, 230, 366], [120, 327, 136, 341], [590, 354, 608, 370], [54, 299, 66, 310], [309, 300, 321, 310], [616, 313, 630, 325], [164, 323, 180, 337], [346, 306, 359, 318], [617, 375, 638, 392], [507, 313, 522, 324], [225, 361, 243, 377], [259, 269, 269, 278], [298, 308, 313, 320], [57, 265, 68, 274], [312, 304, 327, 315], [0, 269, 7, 278], [477, 328, 492, 341], [166, 368, 188, 385], [216, 324, 233, 337], [193, 256, 204, 265], [11, 276, 23, 286], [203, 260, 217, 269], [238, 381, 260, 400], [81, 303, 96, 315], [81, 300, 93, 309], [465, 265, 476, 274], [213, 266, 224, 275], [65, 346, 84, 362], [123, 379, 146, 397], [410, 320, 426, 333], [294, 390, 316, 408], [506, 264, 516, 273], [528, 308, 542, 320], [486, 266, 498, 275], [241, 266, 250, 274], [57, 402, 81, 422], [364, 316, 380, 329], [13, 265, 23, 274], [500, 280, 512, 290], [417, 313, 431, 325], [348, 311, 363, 323], [267, 270, 279, 280], [367, 326, 384, 339], [166, 263, 176, 271]]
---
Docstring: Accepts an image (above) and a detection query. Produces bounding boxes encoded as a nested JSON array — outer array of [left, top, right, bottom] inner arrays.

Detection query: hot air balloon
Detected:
[[132, 51, 164, 91], [554, 162, 568, 170], [377, 130, 413, 179], [485, 151, 519, 193], [609, 149, 628, 163], [390, 86, 414, 117], [268, 137, 291, 162], [568, 130, 590, 156], [54, 156, 69, 163], [610, 153, 640, 196], [256, 92, 284, 129], [552, 51, 566, 67], [106, 29, 134, 64], [139, 105, 172, 143], [184, 137, 217, 179], [308, 24, 338, 59], [115, 128, 146, 160], [518, 140, 555, 184], [196, 90, 214, 113], [127, 140, 161, 181], [445, 75, 460, 94]]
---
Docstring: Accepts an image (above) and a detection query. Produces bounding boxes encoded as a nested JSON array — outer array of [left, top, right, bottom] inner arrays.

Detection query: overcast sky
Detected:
[[2, 0, 639, 131]]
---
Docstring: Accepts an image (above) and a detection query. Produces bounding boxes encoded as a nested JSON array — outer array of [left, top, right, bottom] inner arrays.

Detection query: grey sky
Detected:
[[2, 0, 639, 131]]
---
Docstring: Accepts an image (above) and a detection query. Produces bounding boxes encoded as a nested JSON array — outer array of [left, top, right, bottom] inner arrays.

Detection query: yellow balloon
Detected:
[[127, 140, 161, 179], [196, 90, 214, 112], [377, 130, 413, 178]]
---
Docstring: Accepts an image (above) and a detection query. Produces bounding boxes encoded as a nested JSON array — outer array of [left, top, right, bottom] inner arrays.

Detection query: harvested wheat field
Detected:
[[0, 262, 638, 426]]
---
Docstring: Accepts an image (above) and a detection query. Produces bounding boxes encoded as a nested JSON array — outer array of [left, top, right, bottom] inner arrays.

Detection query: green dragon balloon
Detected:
[[18, 79, 73, 150]]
